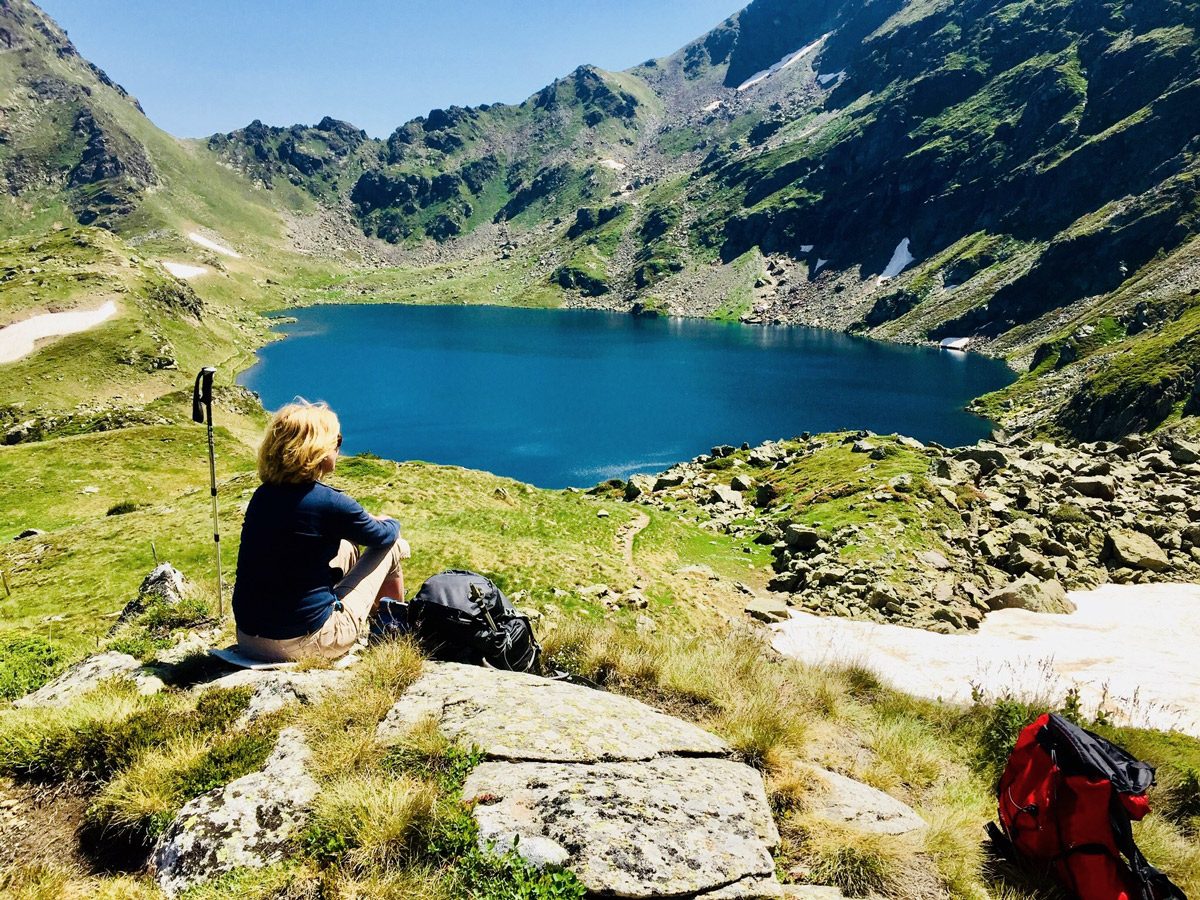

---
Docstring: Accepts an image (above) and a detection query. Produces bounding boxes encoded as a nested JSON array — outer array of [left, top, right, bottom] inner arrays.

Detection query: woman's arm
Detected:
[[327, 488, 400, 548]]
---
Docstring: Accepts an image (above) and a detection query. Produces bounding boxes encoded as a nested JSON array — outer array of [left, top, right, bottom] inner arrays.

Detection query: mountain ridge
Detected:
[[3, 0, 1200, 444]]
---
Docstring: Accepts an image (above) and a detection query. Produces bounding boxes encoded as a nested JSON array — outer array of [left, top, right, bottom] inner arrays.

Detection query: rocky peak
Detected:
[[1, 0, 141, 110]]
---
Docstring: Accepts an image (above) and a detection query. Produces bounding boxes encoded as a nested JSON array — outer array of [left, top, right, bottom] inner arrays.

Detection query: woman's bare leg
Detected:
[[377, 569, 404, 603]]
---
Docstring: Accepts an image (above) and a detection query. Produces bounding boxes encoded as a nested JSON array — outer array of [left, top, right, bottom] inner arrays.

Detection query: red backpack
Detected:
[[989, 713, 1186, 900]]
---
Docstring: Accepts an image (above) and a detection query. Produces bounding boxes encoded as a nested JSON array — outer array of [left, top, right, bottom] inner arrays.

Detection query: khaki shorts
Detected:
[[237, 537, 405, 663]]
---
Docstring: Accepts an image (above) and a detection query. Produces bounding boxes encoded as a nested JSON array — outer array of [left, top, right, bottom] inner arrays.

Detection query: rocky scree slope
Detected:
[[612, 428, 1200, 632]]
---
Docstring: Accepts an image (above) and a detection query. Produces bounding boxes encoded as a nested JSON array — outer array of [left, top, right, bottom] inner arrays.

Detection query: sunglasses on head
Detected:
[[336, 434, 343, 451]]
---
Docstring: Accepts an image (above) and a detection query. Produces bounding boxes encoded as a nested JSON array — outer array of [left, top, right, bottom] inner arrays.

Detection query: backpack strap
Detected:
[[1109, 800, 1188, 900]]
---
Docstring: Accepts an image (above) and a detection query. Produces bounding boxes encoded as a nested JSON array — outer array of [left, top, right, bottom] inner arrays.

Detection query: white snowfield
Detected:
[[0, 300, 118, 364], [162, 261, 209, 280], [879, 237, 915, 280], [736, 34, 830, 92], [772, 583, 1200, 737], [187, 231, 241, 258]]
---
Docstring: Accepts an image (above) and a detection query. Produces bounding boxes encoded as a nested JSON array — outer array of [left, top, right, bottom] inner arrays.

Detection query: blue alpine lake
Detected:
[[238, 304, 1014, 488]]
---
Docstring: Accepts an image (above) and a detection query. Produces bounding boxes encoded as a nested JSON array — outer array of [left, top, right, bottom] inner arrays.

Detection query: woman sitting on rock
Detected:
[[232, 400, 409, 662]]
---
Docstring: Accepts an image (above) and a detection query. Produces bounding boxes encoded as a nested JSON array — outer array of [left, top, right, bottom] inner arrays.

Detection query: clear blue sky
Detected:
[[38, 1, 743, 139]]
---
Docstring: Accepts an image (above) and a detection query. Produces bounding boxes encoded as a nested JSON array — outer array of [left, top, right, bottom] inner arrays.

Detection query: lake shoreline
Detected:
[[238, 302, 1015, 489]]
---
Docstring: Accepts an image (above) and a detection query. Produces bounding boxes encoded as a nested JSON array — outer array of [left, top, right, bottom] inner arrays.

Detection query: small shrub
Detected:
[[191, 685, 255, 732], [0, 685, 254, 784], [0, 634, 62, 701], [435, 808, 587, 900], [105, 501, 139, 516], [304, 773, 437, 871], [174, 729, 275, 799], [1048, 503, 1090, 526], [105, 633, 167, 661], [383, 717, 483, 794], [976, 699, 1038, 781], [138, 596, 212, 632], [1157, 766, 1200, 827]]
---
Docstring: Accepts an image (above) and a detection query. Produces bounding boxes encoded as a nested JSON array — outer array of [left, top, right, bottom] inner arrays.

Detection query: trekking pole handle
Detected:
[[192, 366, 216, 423], [469, 583, 501, 633]]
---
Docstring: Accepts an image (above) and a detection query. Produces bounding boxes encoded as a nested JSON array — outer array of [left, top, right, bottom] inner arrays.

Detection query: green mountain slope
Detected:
[[208, 65, 660, 245], [0, 0, 355, 429], [202, 0, 1200, 441]]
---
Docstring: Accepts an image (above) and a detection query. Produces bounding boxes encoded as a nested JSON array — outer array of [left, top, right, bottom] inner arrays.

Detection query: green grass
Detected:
[[0, 425, 254, 538], [0, 633, 62, 701], [0, 424, 757, 659]]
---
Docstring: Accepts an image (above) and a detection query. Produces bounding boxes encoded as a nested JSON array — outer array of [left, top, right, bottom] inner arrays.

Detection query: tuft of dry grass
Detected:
[[310, 773, 438, 873], [86, 735, 209, 833], [301, 638, 424, 782], [0, 863, 165, 900], [331, 867, 449, 900], [858, 716, 946, 794], [1132, 814, 1200, 895], [543, 622, 811, 770], [788, 816, 919, 897]]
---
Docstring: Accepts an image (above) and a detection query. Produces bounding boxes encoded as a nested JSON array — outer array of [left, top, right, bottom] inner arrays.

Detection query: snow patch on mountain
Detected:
[[162, 262, 209, 279], [736, 34, 830, 92], [879, 238, 914, 280], [187, 232, 241, 258], [0, 301, 118, 364]]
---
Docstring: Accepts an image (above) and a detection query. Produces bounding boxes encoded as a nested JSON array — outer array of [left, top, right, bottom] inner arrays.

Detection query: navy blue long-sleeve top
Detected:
[[232, 481, 400, 639]]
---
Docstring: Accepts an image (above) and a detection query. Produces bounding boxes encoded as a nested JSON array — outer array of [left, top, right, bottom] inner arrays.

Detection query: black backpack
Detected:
[[407, 570, 541, 673]]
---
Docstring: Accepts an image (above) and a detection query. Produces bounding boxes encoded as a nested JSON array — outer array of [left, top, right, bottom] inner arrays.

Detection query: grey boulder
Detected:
[[14, 651, 163, 708], [709, 485, 746, 508], [744, 596, 791, 623], [152, 728, 316, 897], [464, 757, 780, 899], [985, 575, 1076, 615], [808, 768, 927, 836], [1105, 529, 1171, 572]]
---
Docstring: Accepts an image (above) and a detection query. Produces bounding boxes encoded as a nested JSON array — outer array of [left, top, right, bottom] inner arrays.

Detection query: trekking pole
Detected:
[[192, 367, 224, 615]]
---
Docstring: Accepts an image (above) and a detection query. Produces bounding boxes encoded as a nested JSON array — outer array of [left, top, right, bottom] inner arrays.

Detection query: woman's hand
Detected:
[[395, 537, 411, 560]]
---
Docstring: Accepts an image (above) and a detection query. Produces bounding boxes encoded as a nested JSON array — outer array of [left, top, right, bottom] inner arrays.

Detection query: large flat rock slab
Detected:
[[377, 662, 730, 762], [463, 757, 781, 899]]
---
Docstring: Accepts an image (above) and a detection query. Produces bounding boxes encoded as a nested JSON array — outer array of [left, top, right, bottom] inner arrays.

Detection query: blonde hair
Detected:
[[257, 400, 340, 485]]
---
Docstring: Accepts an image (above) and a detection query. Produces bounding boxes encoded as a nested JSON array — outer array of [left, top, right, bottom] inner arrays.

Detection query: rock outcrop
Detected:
[[807, 769, 927, 836], [616, 430, 1200, 632], [382, 662, 785, 898], [377, 662, 728, 761], [152, 728, 317, 897], [14, 650, 163, 708], [466, 758, 780, 899], [204, 667, 352, 726]]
